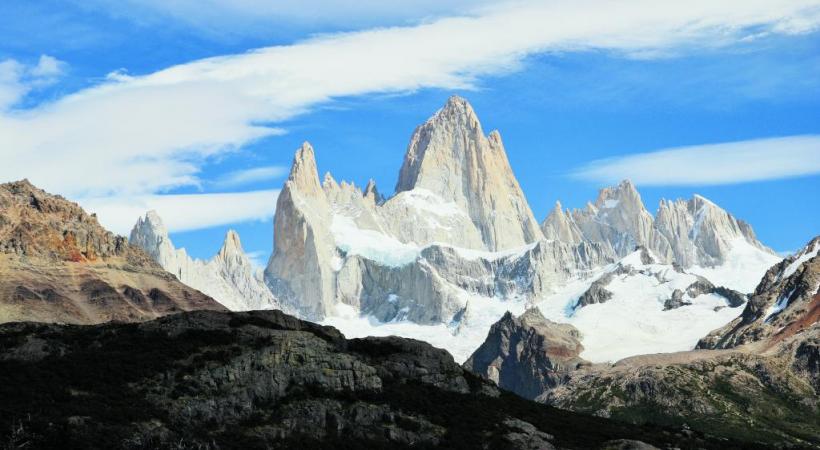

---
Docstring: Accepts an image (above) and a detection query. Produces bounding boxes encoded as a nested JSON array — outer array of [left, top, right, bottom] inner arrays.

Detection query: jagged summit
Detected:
[[541, 201, 583, 245], [130, 211, 280, 312], [216, 229, 243, 260], [540, 179, 778, 279], [287, 141, 323, 197], [393, 96, 542, 251]]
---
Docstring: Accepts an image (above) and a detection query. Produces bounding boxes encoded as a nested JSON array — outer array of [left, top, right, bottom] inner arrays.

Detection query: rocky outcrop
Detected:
[[0, 180, 225, 324], [697, 236, 819, 350], [663, 278, 746, 311], [465, 308, 589, 400], [130, 211, 281, 312], [663, 289, 691, 310], [0, 310, 731, 449], [576, 272, 616, 308]]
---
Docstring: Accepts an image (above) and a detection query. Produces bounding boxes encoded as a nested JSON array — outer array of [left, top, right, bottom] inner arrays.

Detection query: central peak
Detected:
[[394, 95, 542, 251]]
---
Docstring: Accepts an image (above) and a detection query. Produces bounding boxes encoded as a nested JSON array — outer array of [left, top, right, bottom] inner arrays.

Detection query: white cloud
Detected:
[[0, 54, 66, 110], [572, 135, 820, 186], [0, 59, 26, 110], [77, 189, 280, 235], [3, 0, 820, 202], [30, 54, 66, 78], [212, 165, 288, 188]]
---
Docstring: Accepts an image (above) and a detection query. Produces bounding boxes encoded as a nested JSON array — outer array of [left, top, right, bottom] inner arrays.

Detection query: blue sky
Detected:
[[2, 0, 819, 263]]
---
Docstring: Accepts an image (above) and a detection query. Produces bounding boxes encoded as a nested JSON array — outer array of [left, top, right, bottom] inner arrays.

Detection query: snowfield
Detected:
[[323, 247, 773, 364]]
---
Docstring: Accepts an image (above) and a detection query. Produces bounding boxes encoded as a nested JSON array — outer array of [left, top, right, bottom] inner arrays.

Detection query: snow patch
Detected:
[[394, 188, 467, 218], [780, 241, 819, 280], [330, 215, 420, 267], [448, 241, 538, 261], [689, 238, 781, 293], [764, 289, 794, 322], [602, 199, 619, 209], [535, 260, 745, 363]]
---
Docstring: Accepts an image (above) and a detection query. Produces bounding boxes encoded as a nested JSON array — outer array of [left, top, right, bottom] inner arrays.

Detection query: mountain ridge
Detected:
[[0, 180, 225, 324], [130, 211, 281, 312]]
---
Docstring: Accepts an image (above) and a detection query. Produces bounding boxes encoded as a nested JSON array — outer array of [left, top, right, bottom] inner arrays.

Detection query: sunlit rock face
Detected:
[[130, 211, 281, 312]]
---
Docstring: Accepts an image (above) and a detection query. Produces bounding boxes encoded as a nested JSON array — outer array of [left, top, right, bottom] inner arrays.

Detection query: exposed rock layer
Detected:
[[0, 180, 225, 324]]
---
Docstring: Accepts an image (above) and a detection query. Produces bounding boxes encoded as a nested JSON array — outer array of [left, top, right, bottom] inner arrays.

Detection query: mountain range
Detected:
[[1, 96, 816, 448], [129, 96, 780, 364]]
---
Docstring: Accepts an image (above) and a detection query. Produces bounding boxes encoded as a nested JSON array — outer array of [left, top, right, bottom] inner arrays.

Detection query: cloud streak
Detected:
[[212, 166, 288, 189], [3, 0, 819, 200], [572, 135, 820, 186], [77, 189, 280, 235]]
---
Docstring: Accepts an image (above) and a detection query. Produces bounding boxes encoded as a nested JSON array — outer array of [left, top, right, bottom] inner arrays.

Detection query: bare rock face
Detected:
[[0, 309, 719, 449], [0, 179, 129, 261], [130, 212, 281, 312], [697, 236, 819, 350], [567, 181, 665, 260], [465, 308, 589, 400], [541, 201, 584, 246], [395, 95, 543, 251], [265, 142, 339, 320], [654, 195, 775, 268], [0, 180, 225, 325]]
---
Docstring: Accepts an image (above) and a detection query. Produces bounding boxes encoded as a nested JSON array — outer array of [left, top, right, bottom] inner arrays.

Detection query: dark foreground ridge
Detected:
[[0, 309, 766, 449]]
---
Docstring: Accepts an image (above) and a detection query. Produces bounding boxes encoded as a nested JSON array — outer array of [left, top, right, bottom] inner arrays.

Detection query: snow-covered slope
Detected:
[[328, 248, 753, 364], [533, 249, 748, 362], [130, 211, 281, 312]]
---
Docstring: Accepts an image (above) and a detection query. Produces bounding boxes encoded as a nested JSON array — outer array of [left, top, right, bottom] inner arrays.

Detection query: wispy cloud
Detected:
[[2, 0, 819, 201], [0, 54, 66, 110], [76, 189, 280, 235], [212, 166, 288, 189], [244, 250, 268, 269], [572, 135, 820, 186]]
